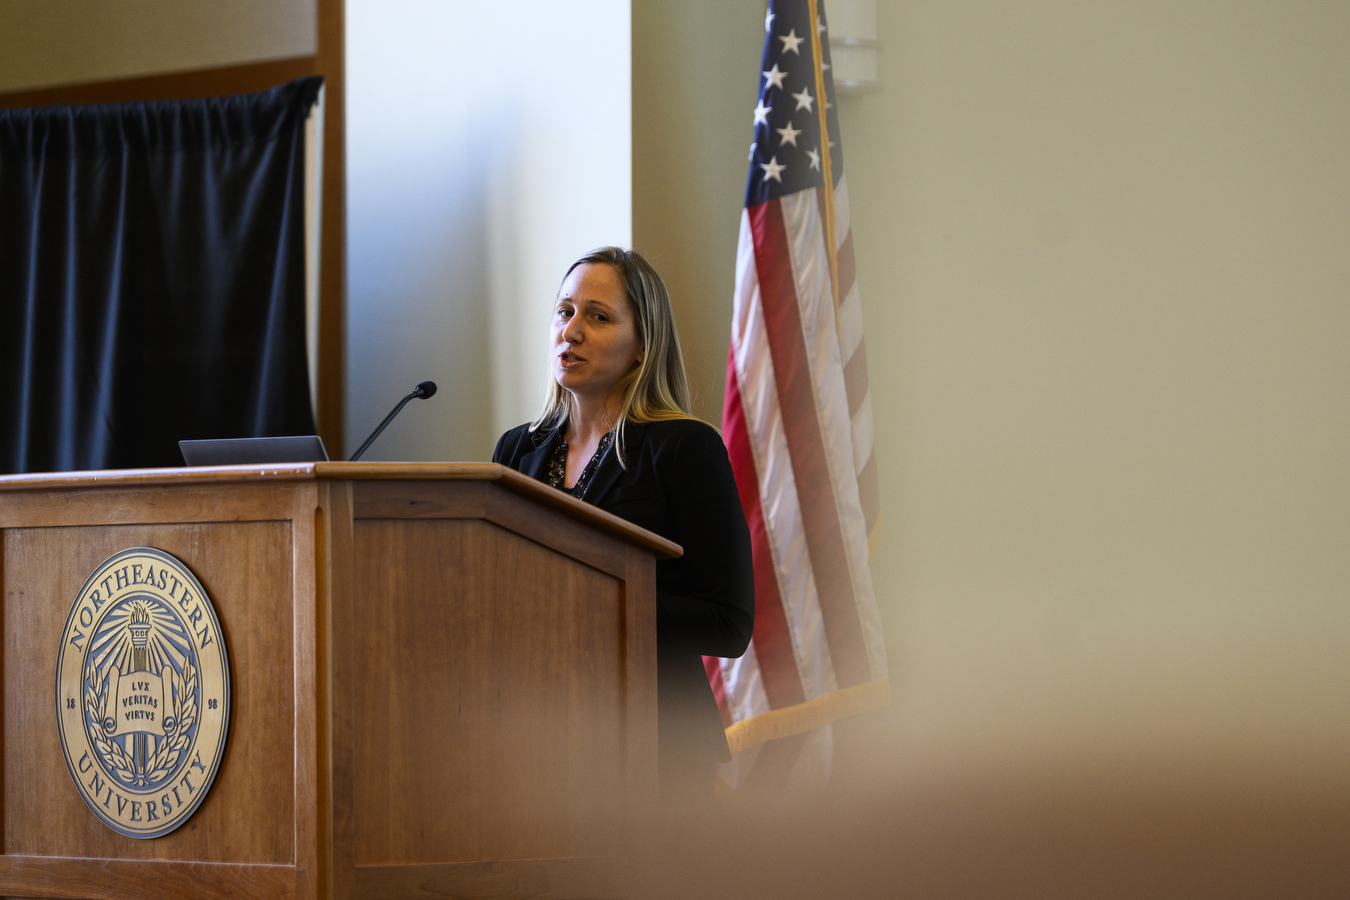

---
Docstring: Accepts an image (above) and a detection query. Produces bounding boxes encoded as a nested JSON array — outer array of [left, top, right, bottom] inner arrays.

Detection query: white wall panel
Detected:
[[346, 0, 631, 461]]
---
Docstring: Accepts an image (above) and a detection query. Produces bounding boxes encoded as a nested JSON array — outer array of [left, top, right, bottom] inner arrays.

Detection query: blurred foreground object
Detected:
[[709, 0, 887, 793], [631, 705, 1350, 899]]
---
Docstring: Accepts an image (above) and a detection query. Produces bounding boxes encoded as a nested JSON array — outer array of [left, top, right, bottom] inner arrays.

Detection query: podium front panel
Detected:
[[0, 477, 319, 900], [5, 520, 298, 862], [350, 517, 624, 861], [0, 465, 661, 900]]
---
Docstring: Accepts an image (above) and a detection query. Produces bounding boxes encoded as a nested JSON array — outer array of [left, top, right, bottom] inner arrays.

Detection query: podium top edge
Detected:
[[0, 462, 322, 488], [0, 460, 511, 487], [0, 462, 684, 558]]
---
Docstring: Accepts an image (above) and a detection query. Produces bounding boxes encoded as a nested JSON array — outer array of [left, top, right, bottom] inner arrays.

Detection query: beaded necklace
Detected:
[[546, 430, 614, 499]]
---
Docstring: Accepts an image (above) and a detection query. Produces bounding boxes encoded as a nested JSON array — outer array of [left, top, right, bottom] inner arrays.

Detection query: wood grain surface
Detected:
[[349, 517, 627, 865], [350, 479, 489, 522], [0, 465, 318, 492], [0, 470, 663, 899], [0, 854, 295, 900], [322, 481, 356, 900], [3, 522, 296, 863], [291, 487, 324, 900], [0, 484, 303, 530], [353, 857, 623, 900], [0, 465, 683, 559], [623, 548, 658, 808]]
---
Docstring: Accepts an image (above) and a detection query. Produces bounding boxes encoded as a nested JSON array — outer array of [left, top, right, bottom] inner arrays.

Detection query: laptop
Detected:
[[179, 435, 330, 466]]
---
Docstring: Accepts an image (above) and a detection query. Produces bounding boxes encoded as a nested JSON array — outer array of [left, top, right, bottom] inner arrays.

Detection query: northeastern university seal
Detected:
[[56, 548, 231, 839]]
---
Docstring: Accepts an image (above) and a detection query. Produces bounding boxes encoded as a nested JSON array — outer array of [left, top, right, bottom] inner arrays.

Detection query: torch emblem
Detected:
[[56, 548, 230, 839]]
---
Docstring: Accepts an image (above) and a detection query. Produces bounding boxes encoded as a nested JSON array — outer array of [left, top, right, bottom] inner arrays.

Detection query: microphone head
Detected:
[[414, 381, 437, 400]]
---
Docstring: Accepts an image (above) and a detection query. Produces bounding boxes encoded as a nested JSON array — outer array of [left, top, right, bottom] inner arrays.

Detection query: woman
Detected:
[[493, 247, 754, 792]]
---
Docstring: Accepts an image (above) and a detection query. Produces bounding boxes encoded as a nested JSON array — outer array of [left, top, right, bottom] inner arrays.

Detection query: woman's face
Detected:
[[551, 262, 644, 406]]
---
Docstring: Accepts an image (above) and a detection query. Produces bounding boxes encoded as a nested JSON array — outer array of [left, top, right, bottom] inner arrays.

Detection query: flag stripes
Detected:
[[720, 347, 807, 709], [712, 0, 888, 763], [750, 197, 872, 689], [728, 208, 834, 712], [715, 190, 888, 754], [830, 176, 879, 538]]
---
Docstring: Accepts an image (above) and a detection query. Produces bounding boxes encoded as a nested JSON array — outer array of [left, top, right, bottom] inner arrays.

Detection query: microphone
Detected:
[[348, 381, 437, 462]]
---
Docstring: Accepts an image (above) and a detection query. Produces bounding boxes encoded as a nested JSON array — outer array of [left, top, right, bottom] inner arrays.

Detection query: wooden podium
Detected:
[[0, 463, 676, 900]]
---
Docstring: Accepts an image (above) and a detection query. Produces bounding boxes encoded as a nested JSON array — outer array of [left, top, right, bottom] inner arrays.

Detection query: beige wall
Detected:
[[633, 1, 765, 422], [0, 0, 315, 92], [636, 0, 1350, 788]]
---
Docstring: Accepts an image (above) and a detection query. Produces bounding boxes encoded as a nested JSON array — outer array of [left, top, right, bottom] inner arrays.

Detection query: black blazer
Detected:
[[493, 417, 754, 770]]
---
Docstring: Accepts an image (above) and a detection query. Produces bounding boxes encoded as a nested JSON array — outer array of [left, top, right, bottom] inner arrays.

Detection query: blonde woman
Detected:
[[493, 247, 754, 792]]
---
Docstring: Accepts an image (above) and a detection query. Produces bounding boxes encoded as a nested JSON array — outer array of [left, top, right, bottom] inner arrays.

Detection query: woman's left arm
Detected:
[[654, 424, 755, 659]]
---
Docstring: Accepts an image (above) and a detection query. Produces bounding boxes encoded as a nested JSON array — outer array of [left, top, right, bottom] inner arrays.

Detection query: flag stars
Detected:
[[762, 63, 788, 90], [778, 28, 805, 55], [746, 13, 848, 196], [759, 156, 786, 182]]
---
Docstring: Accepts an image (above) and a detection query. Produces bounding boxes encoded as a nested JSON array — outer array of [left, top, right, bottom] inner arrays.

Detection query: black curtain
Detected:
[[0, 76, 322, 474]]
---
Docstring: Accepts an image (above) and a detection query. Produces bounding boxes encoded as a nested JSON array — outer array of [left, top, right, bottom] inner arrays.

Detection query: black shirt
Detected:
[[493, 417, 755, 773]]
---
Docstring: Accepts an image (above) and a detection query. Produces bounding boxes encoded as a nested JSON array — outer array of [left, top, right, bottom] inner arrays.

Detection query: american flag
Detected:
[[706, 0, 889, 779]]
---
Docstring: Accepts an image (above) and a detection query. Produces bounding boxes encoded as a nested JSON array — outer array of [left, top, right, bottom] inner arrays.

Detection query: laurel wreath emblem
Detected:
[[84, 656, 198, 788]]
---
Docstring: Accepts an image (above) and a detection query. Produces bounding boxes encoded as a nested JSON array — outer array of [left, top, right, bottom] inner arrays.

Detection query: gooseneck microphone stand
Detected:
[[348, 381, 438, 461]]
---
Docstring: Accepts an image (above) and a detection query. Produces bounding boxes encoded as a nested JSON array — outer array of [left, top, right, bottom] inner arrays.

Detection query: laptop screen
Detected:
[[179, 435, 330, 466]]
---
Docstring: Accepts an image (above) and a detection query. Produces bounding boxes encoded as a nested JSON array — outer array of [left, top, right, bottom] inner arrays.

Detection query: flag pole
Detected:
[[806, 0, 840, 310]]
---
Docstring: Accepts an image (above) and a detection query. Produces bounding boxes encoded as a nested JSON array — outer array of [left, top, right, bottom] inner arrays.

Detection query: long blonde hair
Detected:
[[531, 247, 701, 462]]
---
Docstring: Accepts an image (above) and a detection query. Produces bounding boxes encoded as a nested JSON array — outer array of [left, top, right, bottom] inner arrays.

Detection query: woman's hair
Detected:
[[531, 246, 701, 462]]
